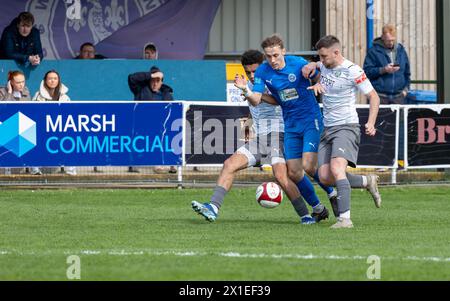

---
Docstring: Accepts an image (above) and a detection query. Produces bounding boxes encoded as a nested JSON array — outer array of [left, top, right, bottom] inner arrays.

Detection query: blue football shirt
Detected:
[[253, 56, 322, 132]]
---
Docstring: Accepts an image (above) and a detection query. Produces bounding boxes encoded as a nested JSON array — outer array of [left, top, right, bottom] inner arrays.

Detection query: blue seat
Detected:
[[406, 90, 437, 104]]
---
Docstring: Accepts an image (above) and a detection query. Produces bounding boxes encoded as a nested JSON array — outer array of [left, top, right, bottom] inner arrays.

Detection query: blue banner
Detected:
[[0, 102, 183, 167], [0, 0, 221, 60]]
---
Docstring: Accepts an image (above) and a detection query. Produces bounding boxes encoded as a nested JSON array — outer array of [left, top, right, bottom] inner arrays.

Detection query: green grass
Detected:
[[0, 186, 449, 280]]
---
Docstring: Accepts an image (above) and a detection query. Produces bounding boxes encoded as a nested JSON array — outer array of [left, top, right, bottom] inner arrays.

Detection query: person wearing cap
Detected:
[[128, 66, 174, 101], [127, 66, 175, 173]]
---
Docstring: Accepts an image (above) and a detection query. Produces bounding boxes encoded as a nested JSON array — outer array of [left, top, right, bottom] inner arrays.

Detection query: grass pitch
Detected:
[[0, 186, 449, 280]]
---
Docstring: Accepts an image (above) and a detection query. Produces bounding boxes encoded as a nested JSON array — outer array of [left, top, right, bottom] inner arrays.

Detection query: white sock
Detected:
[[210, 203, 219, 214], [339, 210, 351, 219], [328, 190, 337, 198], [362, 176, 368, 187]]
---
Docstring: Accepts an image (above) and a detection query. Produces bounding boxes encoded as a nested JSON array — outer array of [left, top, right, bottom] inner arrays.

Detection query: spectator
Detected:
[[0, 12, 43, 66], [32, 70, 76, 176], [128, 66, 173, 101], [143, 42, 158, 60], [128, 66, 176, 173], [75, 42, 107, 59], [0, 70, 31, 175], [363, 24, 411, 104], [0, 70, 31, 101], [75, 42, 106, 173]]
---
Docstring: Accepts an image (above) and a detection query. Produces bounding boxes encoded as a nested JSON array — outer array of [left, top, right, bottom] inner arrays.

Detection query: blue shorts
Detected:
[[284, 123, 323, 160]]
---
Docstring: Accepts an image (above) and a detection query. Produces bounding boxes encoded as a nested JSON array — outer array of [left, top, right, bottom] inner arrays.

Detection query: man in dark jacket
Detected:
[[128, 66, 174, 101], [0, 12, 43, 66], [127, 66, 175, 173], [363, 24, 410, 104]]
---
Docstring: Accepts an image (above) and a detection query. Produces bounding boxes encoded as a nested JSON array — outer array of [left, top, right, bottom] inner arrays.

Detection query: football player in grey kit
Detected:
[[305, 35, 382, 228]]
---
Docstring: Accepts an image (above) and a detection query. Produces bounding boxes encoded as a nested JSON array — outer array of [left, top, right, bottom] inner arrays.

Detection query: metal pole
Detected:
[[367, 0, 374, 50]]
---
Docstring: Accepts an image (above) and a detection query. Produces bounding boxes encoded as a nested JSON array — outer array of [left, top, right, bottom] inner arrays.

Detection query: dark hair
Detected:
[[80, 42, 95, 52], [43, 70, 61, 101], [8, 70, 24, 81], [241, 50, 264, 66], [145, 43, 157, 52], [17, 12, 34, 26], [315, 35, 341, 50], [261, 34, 285, 50]]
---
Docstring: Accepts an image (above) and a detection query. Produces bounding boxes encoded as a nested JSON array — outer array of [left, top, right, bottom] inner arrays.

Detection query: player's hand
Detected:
[[365, 122, 376, 136], [234, 74, 247, 90], [307, 83, 325, 96], [302, 62, 317, 79]]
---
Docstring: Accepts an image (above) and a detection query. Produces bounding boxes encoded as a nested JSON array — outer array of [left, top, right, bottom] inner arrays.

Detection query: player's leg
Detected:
[[285, 151, 325, 222], [265, 132, 314, 224], [272, 163, 315, 224], [327, 125, 362, 228], [324, 124, 381, 208], [191, 148, 250, 222], [318, 132, 339, 217], [284, 131, 329, 221], [319, 166, 381, 209], [328, 157, 354, 228], [302, 126, 338, 206]]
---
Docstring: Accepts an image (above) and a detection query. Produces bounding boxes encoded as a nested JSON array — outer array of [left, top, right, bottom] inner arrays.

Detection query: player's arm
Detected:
[[302, 61, 320, 82], [234, 74, 262, 106], [364, 89, 380, 137], [261, 93, 278, 106], [353, 68, 380, 137]]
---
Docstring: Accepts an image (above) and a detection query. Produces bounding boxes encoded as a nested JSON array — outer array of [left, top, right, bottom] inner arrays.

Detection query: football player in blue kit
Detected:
[[234, 34, 338, 220]]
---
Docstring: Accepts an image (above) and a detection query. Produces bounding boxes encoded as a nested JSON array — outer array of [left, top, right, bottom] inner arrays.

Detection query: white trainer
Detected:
[[330, 217, 354, 229]]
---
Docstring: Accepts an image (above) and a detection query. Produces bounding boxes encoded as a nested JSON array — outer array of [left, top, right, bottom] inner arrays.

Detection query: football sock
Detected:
[[346, 173, 366, 188], [209, 203, 219, 214], [210, 186, 227, 211], [340, 210, 351, 219], [297, 176, 320, 208], [312, 203, 325, 213], [313, 171, 334, 195], [336, 178, 351, 217], [291, 196, 310, 218]]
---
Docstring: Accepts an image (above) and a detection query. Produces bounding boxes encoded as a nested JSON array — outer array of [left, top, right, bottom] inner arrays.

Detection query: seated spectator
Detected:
[[0, 12, 43, 66], [143, 42, 158, 60], [75, 42, 106, 173], [128, 66, 175, 173], [0, 70, 31, 101], [128, 66, 173, 101], [0, 70, 31, 175], [75, 42, 107, 59], [32, 70, 76, 176]]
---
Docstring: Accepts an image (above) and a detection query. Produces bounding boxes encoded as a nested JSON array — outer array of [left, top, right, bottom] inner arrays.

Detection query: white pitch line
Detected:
[[1, 249, 450, 263]]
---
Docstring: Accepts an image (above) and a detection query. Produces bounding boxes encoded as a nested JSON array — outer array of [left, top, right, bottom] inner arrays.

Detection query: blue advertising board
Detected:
[[0, 102, 183, 167]]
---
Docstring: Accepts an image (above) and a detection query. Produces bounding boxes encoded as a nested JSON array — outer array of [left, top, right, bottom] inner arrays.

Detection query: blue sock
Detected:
[[313, 171, 334, 195], [297, 176, 320, 207]]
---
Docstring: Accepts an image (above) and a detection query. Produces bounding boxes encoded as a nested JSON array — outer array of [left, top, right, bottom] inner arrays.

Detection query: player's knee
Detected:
[[223, 158, 239, 173], [287, 169, 303, 182], [302, 164, 316, 177], [274, 171, 289, 189], [319, 175, 333, 186], [330, 164, 345, 179]]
